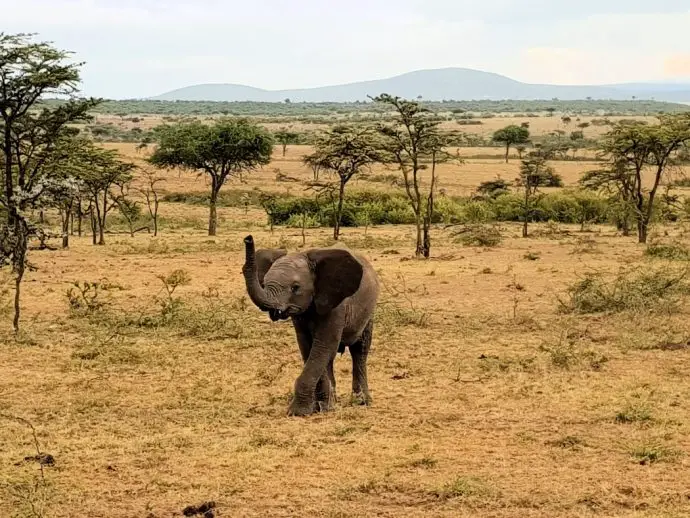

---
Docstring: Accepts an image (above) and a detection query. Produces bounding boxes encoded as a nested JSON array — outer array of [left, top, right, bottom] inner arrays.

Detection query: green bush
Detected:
[[645, 242, 690, 260], [164, 188, 615, 229]]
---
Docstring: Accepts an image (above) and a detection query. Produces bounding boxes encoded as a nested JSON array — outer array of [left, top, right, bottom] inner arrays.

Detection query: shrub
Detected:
[[477, 178, 510, 199], [645, 242, 690, 261], [453, 225, 502, 247], [285, 213, 321, 228], [559, 266, 690, 314]]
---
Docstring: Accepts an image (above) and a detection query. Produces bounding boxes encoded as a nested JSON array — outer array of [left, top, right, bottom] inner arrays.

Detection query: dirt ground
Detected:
[[1, 122, 690, 517]]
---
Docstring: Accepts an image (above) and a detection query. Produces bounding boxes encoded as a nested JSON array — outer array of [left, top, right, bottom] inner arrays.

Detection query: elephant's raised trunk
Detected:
[[242, 235, 276, 312]]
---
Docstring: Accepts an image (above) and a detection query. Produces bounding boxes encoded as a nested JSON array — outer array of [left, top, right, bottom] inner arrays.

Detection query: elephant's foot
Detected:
[[316, 400, 335, 413], [351, 391, 372, 406], [315, 394, 336, 413], [287, 398, 317, 417]]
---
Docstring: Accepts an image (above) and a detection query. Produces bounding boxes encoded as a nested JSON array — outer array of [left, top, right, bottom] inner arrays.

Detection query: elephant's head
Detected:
[[242, 235, 363, 321]]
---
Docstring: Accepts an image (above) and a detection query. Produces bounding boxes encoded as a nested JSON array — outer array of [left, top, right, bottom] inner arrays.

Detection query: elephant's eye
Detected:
[[291, 284, 300, 294]]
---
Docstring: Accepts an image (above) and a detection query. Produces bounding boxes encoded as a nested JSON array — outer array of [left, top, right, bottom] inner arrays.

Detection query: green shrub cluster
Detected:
[[163, 187, 621, 228]]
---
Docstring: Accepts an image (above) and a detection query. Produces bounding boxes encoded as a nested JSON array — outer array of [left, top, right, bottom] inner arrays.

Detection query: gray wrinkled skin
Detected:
[[242, 235, 379, 416]]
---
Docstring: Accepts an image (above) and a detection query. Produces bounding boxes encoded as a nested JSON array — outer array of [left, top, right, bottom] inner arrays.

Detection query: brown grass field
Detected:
[[1, 116, 690, 517]]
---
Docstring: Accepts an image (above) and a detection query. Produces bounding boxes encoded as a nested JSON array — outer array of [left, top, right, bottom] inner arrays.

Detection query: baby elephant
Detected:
[[241, 235, 380, 416]]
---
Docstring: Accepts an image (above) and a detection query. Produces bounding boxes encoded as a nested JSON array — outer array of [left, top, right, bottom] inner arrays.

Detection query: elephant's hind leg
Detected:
[[350, 319, 373, 406]]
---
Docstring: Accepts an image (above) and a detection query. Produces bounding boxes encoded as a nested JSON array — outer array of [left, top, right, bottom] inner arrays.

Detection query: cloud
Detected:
[[1, 0, 689, 97], [664, 55, 690, 78], [518, 48, 593, 84]]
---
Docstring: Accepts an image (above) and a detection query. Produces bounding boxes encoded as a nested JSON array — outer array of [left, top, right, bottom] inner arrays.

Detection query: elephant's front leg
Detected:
[[288, 316, 343, 417], [315, 355, 336, 413], [291, 319, 335, 415]]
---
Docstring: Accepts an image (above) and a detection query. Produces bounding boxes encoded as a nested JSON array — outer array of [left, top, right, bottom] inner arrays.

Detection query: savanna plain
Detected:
[[2, 111, 690, 518]]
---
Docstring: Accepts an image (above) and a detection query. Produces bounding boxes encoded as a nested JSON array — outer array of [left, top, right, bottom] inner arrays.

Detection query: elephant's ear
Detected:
[[256, 248, 287, 286], [307, 249, 363, 315]]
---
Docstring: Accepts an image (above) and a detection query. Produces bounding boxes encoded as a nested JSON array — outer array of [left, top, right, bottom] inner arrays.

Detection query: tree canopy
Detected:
[[493, 125, 530, 163], [0, 32, 101, 332], [597, 114, 690, 243], [149, 119, 273, 235], [303, 125, 382, 239]]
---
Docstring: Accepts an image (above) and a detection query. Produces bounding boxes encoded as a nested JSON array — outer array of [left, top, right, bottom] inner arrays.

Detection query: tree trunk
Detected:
[[421, 150, 437, 259], [153, 206, 158, 237], [77, 199, 83, 237], [422, 218, 431, 258], [98, 218, 105, 245], [62, 208, 71, 248], [621, 213, 630, 236], [282, 144, 287, 157], [209, 186, 218, 236], [13, 269, 22, 334], [638, 219, 648, 244], [4, 129, 16, 226], [333, 180, 345, 241], [99, 192, 107, 245], [635, 193, 646, 244], [522, 188, 530, 238], [505, 143, 510, 163], [11, 218, 29, 334], [414, 212, 423, 257], [90, 209, 97, 246], [301, 213, 306, 246]]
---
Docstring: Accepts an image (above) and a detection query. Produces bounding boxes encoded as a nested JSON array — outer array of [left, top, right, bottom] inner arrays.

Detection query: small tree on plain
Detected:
[[274, 127, 299, 157], [597, 116, 690, 243], [516, 149, 555, 238], [138, 170, 164, 237], [113, 184, 141, 238], [371, 93, 458, 258], [148, 119, 273, 236], [493, 125, 530, 163], [75, 141, 136, 245], [302, 125, 381, 240]]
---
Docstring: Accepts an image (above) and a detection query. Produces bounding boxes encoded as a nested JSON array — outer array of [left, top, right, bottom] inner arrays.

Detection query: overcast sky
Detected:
[[2, 0, 690, 99]]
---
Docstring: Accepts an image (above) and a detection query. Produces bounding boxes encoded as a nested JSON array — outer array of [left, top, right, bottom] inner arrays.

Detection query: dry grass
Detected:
[[1, 123, 690, 517]]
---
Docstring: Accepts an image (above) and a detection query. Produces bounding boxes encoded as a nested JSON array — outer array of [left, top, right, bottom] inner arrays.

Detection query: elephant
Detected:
[[241, 235, 380, 416]]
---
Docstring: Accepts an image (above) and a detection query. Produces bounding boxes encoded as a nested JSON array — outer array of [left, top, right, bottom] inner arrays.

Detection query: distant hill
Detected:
[[150, 68, 690, 103]]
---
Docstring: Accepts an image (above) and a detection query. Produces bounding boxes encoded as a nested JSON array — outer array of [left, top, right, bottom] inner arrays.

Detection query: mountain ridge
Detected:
[[150, 67, 690, 103]]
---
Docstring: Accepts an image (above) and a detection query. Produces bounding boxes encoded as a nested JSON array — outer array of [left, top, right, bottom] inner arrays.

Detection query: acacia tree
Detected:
[[598, 116, 690, 243], [371, 94, 457, 258], [78, 145, 136, 245], [41, 136, 87, 249], [516, 149, 555, 238], [274, 127, 299, 157], [149, 119, 273, 236], [493, 125, 530, 163], [0, 32, 100, 332], [580, 160, 636, 236], [303, 125, 381, 240]]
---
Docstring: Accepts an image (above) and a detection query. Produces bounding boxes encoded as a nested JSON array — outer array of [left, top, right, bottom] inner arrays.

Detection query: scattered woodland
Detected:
[[2, 33, 690, 517]]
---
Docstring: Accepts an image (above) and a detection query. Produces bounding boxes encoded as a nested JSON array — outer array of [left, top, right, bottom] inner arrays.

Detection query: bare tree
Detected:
[[371, 94, 459, 258], [138, 170, 164, 237]]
